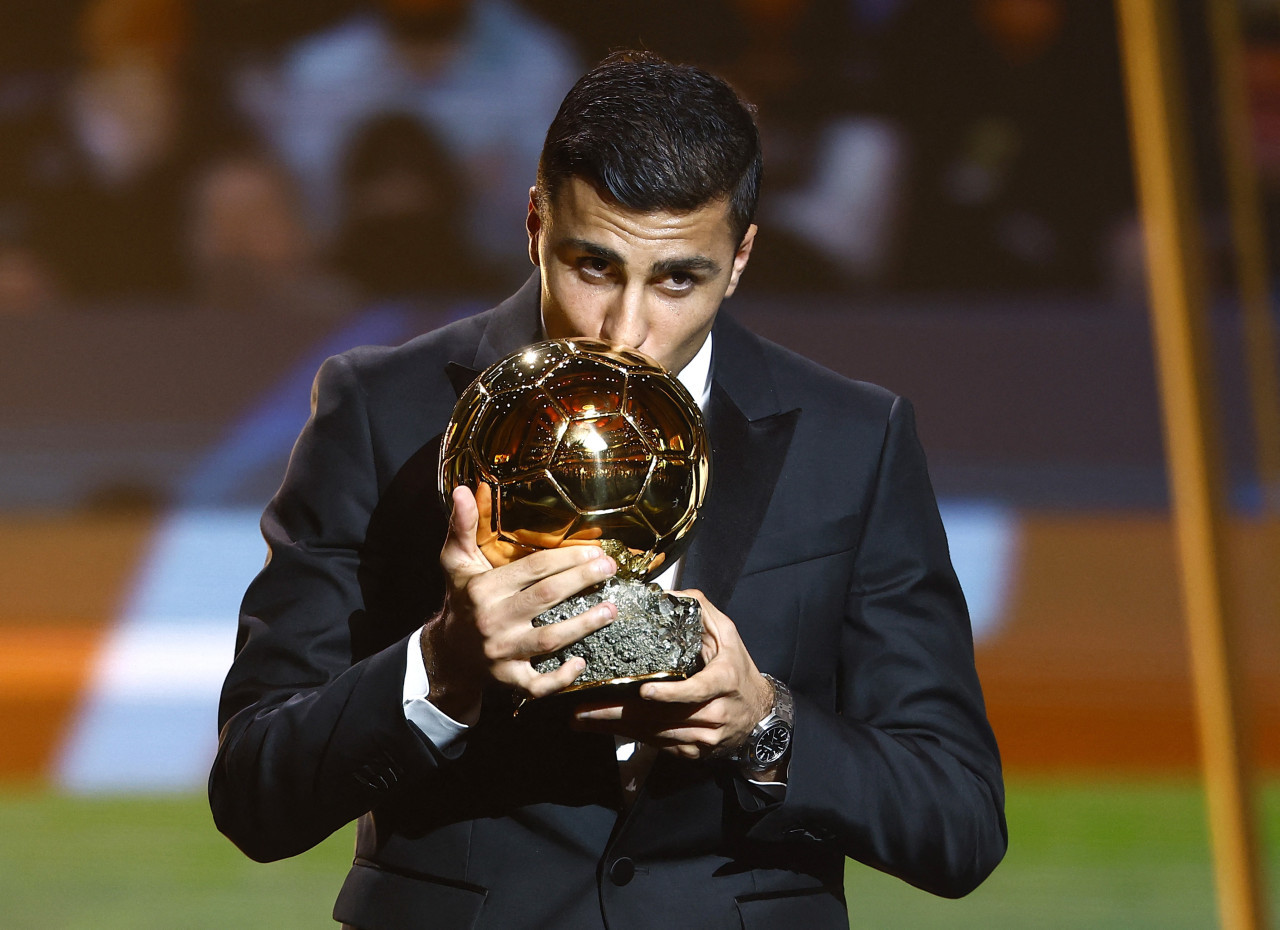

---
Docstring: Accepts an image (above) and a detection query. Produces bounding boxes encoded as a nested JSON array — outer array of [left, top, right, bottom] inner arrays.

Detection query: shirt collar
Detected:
[[676, 332, 713, 411]]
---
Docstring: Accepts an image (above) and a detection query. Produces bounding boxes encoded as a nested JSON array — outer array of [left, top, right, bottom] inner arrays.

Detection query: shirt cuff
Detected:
[[403, 627, 469, 759], [729, 770, 787, 813], [744, 778, 787, 802]]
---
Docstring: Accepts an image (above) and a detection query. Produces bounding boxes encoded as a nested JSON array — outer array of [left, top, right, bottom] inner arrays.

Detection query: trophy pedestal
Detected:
[[532, 577, 703, 693]]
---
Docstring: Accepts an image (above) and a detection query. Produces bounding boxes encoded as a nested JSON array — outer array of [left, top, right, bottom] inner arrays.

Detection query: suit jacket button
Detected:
[[608, 857, 635, 886]]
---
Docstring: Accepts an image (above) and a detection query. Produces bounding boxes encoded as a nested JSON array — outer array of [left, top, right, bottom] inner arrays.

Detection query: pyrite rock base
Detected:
[[531, 577, 703, 692]]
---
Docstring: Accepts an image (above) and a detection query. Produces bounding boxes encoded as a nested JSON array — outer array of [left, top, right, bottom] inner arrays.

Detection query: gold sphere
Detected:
[[439, 338, 710, 580]]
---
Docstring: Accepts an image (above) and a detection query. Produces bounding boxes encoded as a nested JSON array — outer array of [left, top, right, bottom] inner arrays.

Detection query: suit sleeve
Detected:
[[209, 354, 444, 863], [741, 395, 1007, 897]]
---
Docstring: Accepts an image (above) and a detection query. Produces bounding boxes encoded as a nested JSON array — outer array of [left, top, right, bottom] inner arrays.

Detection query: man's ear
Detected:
[[526, 188, 543, 267], [724, 224, 757, 298]]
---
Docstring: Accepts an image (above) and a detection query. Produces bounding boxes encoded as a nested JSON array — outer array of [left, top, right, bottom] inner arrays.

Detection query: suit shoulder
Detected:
[[744, 324, 899, 417], [324, 309, 490, 398]]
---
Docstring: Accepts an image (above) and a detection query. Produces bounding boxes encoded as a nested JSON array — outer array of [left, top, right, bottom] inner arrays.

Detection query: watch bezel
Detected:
[[751, 720, 792, 767]]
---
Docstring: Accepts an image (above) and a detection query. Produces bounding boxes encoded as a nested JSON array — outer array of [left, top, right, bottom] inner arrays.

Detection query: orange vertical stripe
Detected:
[[0, 509, 158, 780]]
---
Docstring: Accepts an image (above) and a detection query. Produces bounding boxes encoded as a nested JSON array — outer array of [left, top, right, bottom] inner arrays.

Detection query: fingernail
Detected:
[[582, 547, 604, 562], [593, 557, 615, 578], [597, 603, 616, 621]]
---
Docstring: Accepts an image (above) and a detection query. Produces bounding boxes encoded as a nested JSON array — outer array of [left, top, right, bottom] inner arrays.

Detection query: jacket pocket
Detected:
[[735, 885, 847, 929], [334, 859, 488, 929]]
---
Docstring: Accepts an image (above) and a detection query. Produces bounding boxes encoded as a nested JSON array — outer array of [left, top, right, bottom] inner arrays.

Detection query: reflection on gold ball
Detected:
[[438, 338, 710, 579]]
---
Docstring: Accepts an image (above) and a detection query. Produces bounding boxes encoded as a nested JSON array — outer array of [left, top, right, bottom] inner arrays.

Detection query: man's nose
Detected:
[[598, 287, 648, 349]]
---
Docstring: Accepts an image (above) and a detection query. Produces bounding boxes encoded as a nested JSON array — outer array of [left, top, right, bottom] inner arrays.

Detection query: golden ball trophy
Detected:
[[439, 338, 710, 695]]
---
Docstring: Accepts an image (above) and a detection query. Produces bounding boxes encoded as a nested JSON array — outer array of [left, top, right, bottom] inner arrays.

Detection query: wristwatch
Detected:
[[733, 673, 793, 772]]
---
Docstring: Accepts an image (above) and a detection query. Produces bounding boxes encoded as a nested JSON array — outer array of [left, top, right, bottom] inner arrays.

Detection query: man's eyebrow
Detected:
[[651, 255, 722, 277], [561, 237, 723, 277], [563, 238, 625, 266]]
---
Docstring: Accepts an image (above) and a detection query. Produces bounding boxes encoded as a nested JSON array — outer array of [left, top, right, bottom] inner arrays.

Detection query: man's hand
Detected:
[[420, 486, 618, 725], [571, 591, 774, 761]]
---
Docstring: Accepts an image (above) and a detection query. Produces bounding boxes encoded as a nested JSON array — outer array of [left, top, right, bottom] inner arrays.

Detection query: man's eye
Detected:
[[663, 273, 697, 294], [579, 258, 610, 278]]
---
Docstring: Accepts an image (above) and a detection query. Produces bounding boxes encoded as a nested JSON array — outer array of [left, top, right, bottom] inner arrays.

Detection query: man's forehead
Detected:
[[544, 177, 739, 247]]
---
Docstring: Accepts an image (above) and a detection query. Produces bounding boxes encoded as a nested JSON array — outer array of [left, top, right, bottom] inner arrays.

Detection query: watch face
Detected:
[[754, 722, 792, 766]]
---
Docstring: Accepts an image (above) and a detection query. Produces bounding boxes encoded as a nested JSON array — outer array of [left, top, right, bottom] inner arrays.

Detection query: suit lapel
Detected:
[[445, 274, 541, 398], [445, 362, 480, 397], [680, 314, 799, 608], [473, 273, 543, 370], [680, 387, 798, 608]]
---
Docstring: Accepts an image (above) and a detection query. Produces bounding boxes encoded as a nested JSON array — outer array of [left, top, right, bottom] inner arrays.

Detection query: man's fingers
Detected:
[[448, 484, 479, 540], [441, 485, 490, 573], [509, 550, 616, 614], [682, 590, 731, 633], [637, 667, 723, 704], [520, 601, 616, 657], [571, 708, 729, 755], [642, 726, 724, 748], [502, 544, 614, 588], [573, 697, 714, 727], [571, 701, 625, 723], [488, 601, 616, 696], [520, 656, 589, 699]]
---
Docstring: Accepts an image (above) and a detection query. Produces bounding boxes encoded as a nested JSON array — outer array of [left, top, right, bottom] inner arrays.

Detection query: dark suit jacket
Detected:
[[210, 276, 1007, 929]]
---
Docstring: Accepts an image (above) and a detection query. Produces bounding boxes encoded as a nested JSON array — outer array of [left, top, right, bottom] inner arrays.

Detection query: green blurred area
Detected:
[[1, 779, 1277, 929]]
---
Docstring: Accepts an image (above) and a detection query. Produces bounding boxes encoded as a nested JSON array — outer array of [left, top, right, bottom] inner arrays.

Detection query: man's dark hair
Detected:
[[536, 50, 762, 246]]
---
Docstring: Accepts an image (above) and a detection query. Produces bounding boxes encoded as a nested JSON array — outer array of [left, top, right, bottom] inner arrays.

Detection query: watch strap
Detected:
[[734, 673, 793, 770]]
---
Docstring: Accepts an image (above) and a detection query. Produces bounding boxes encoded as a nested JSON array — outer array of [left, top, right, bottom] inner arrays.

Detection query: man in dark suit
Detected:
[[211, 51, 1006, 928]]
